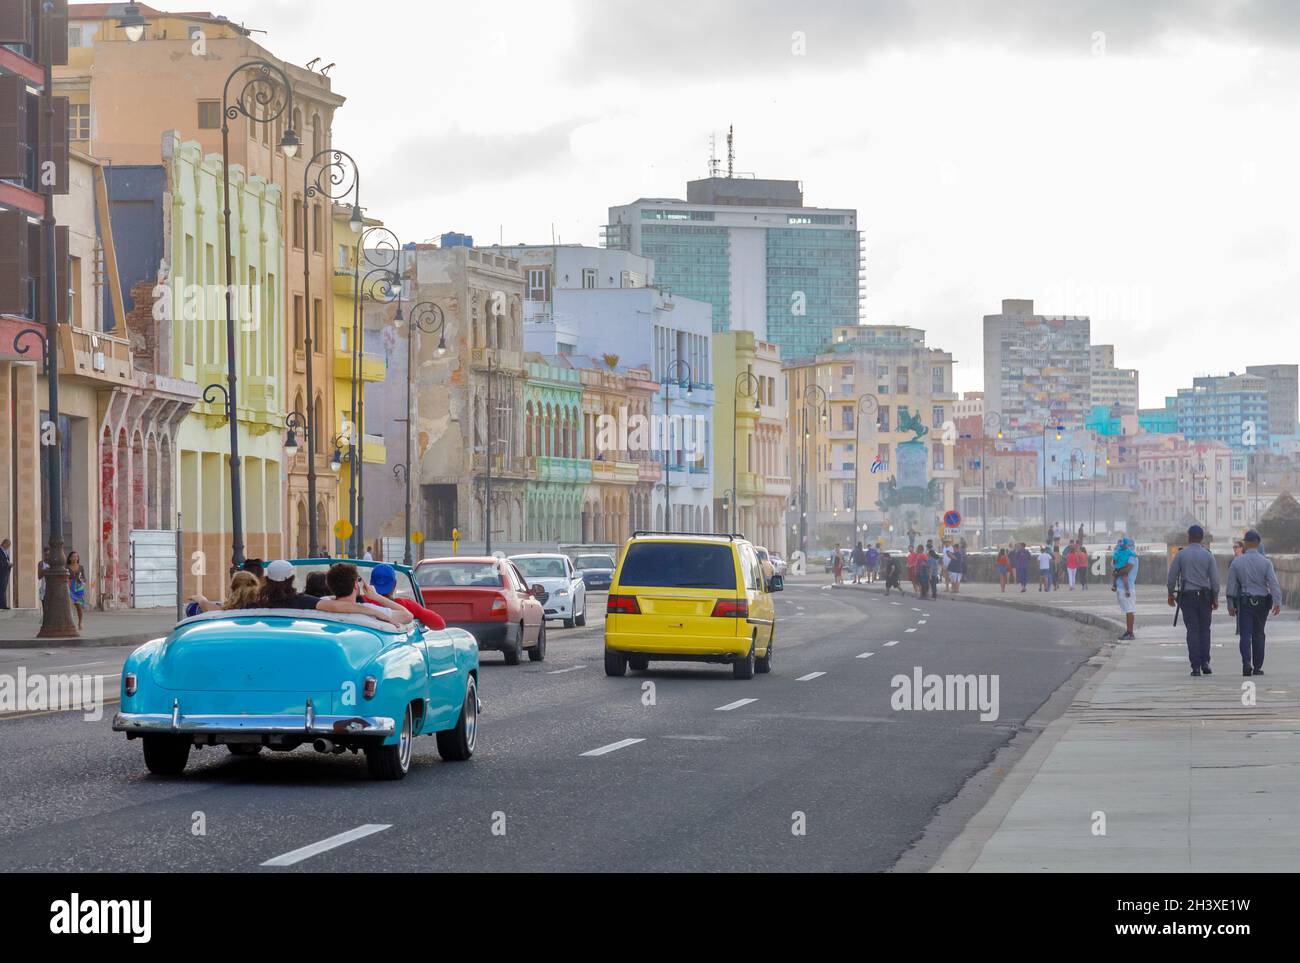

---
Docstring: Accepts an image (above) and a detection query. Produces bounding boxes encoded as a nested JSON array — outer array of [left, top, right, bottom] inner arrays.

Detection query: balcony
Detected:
[[592, 458, 638, 484], [530, 456, 593, 485], [59, 326, 133, 385], [359, 433, 386, 464], [333, 350, 385, 382]]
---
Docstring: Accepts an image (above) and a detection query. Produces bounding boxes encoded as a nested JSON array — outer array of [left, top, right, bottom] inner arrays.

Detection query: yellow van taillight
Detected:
[[711, 598, 748, 618]]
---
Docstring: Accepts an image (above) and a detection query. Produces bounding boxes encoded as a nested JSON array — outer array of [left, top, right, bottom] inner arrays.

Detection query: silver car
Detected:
[[508, 553, 588, 628]]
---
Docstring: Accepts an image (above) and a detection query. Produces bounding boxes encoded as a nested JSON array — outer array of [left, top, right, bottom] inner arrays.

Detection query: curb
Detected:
[[0, 631, 164, 649], [830, 581, 1128, 636]]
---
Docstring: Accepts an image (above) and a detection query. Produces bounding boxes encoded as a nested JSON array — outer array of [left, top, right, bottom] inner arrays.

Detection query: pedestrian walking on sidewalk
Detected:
[[866, 543, 879, 583], [1066, 541, 1082, 589], [67, 550, 87, 631], [832, 544, 844, 584], [850, 542, 866, 584], [1075, 543, 1090, 590], [1227, 529, 1283, 676], [0, 537, 11, 609], [882, 552, 901, 595], [996, 547, 1010, 592], [949, 542, 965, 592], [1166, 524, 1219, 676], [1014, 542, 1031, 592], [1037, 546, 1052, 592], [1112, 537, 1138, 640]]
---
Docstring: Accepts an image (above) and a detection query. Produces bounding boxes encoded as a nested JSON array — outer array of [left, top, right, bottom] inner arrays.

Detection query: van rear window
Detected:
[[619, 542, 736, 589]]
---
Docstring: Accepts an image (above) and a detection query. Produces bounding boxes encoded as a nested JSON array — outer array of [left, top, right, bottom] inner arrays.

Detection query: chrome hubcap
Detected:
[[398, 708, 412, 771], [464, 682, 477, 750]]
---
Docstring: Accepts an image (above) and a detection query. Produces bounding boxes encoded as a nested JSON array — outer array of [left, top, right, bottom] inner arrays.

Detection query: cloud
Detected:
[[569, 0, 1300, 80]]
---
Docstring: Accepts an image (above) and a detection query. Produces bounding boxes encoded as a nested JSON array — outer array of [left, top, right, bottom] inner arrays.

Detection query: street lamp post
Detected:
[[349, 226, 403, 557], [1042, 421, 1064, 543], [721, 487, 736, 533], [662, 358, 693, 532], [1069, 447, 1085, 539], [852, 393, 879, 545], [301, 149, 362, 556], [397, 302, 446, 566], [800, 384, 829, 552], [219, 60, 298, 571], [981, 411, 1003, 548], [732, 371, 761, 535]]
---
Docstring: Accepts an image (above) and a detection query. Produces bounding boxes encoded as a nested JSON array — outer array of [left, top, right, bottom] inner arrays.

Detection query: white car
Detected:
[[508, 553, 588, 628]]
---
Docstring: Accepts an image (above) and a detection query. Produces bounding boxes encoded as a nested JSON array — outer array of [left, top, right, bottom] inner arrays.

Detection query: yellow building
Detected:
[[330, 205, 388, 554], [713, 331, 788, 552]]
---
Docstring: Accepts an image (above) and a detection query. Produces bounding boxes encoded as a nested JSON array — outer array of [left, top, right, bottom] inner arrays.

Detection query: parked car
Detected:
[[112, 559, 479, 780], [415, 556, 547, 664], [604, 532, 780, 680], [574, 553, 617, 591], [509, 553, 587, 628]]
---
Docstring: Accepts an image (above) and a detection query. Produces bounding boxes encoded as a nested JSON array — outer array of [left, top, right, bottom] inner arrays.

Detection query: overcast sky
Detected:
[[211, 0, 1300, 406]]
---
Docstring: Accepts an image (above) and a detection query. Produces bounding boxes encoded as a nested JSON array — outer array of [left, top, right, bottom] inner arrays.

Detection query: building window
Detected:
[[932, 366, 945, 393], [842, 407, 853, 431], [526, 268, 549, 301], [896, 366, 909, 394], [933, 447, 945, 470], [877, 406, 890, 432], [197, 100, 222, 129], [68, 25, 83, 47], [877, 443, 890, 468], [312, 299, 323, 352], [337, 244, 349, 270], [293, 295, 304, 350], [68, 102, 90, 141], [292, 199, 304, 250], [582, 268, 596, 289], [312, 203, 322, 253], [932, 406, 944, 428]]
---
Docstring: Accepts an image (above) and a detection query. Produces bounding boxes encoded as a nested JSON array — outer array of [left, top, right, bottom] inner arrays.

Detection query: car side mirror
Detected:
[[767, 575, 784, 593], [531, 584, 546, 599]]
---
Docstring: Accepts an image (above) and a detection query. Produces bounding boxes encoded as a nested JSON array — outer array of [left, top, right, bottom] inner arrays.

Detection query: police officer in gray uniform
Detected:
[[1167, 524, 1219, 676], [1227, 529, 1283, 676]]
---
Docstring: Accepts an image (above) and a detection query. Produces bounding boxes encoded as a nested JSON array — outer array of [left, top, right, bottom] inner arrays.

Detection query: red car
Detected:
[[414, 557, 547, 664]]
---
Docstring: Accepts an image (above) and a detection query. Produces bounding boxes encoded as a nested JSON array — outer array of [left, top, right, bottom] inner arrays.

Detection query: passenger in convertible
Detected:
[[364, 563, 446, 630], [323, 562, 414, 626]]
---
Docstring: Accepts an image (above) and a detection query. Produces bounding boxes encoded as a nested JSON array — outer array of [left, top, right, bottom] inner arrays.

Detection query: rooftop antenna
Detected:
[[708, 132, 720, 178], [727, 124, 734, 179]]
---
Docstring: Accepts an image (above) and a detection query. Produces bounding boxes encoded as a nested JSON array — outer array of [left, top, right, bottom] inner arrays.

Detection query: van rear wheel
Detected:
[[604, 648, 627, 676], [733, 638, 756, 680], [756, 629, 774, 674]]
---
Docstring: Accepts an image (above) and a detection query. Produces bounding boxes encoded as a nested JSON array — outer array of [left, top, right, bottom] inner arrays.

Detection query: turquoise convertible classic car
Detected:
[[112, 559, 479, 780]]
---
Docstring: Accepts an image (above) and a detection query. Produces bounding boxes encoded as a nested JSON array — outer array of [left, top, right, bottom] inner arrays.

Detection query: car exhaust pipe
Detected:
[[313, 738, 333, 754]]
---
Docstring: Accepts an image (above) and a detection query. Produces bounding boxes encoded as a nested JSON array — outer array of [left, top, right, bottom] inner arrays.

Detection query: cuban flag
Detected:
[[870, 454, 883, 474]]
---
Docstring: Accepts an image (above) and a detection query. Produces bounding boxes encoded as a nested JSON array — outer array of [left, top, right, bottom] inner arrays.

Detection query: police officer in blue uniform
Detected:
[[1166, 524, 1219, 676], [1227, 529, 1283, 676]]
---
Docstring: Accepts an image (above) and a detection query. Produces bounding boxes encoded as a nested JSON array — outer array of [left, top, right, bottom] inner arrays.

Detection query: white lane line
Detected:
[[795, 671, 826, 681], [884, 640, 899, 647], [917, 619, 927, 624], [856, 651, 874, 659], [261, 824, 391, 867], [890, 601, 901, 606], [715, 698, 758, 711], [905, 627, 917, 633], [581, 738, 645, 757], [923, 612, 931, 617], [546, 665, 586, 674], [911, 607, 921, 612]]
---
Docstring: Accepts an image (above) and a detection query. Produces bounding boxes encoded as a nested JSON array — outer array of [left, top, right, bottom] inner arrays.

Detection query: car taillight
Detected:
[[607, 594, 640, 615], [124, 672, 137, 696], [489, 596, 508, 617], [711, 598, 748, 618], [363, 676, 377, 700]]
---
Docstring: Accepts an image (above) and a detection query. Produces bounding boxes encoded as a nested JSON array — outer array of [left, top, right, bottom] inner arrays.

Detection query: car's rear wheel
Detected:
[[227, 744, 263, 757], [436, 675, 477, 761], [142, 734, 190, 775], [366, 704, 413, 780], [756, 627, 774, 674], [503, 624, 524, 665], [604, 648, 627, 676], [529, 621, 547, 661], [629, 654, 649, 671], [733, 637, 756, 680]]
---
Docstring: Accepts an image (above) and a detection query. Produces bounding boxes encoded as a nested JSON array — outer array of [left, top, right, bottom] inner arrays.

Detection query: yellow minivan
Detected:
[[604, 532, 781, 679]]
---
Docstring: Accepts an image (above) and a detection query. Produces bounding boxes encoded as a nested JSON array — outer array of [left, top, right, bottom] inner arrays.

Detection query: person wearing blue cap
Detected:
[[1166, 524, 1219, 676], [1227, 529, 1283, 676], [364, 563, 446, 630], [1111, 537, 1139, 639]]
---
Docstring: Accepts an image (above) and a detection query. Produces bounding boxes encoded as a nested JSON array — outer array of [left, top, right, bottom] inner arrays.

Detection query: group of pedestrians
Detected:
[[0, 537, 88, 629], [1166, 525, 1282, 677], [847, 541, 882, 584]]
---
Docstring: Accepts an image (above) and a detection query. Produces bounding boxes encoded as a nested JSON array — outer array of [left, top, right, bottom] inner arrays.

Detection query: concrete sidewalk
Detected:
[[0, 607, 177, 648], [835, 575, 1300, 871]]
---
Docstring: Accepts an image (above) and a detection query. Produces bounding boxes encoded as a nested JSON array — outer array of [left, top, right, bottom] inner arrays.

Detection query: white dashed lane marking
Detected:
[[581, 738, 645, 757], [795, 671, 826, 682], [884, 640, 899, 647], [546, 665, 586, 675], [917, 620, 927, 625], [856, 652, 874, 659], [905, 628, 917, 633], [715, 698, 757, 712], [262, 824, 391, 867]]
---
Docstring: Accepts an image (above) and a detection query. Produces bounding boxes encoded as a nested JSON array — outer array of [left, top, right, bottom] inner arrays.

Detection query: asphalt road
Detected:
[[0, 580, 1101, 871]]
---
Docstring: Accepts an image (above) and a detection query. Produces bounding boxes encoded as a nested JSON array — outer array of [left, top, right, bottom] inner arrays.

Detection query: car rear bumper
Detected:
[[447, 621, 512, 649], [112, 708, 396, 737], [605, 633, 749, 659]]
